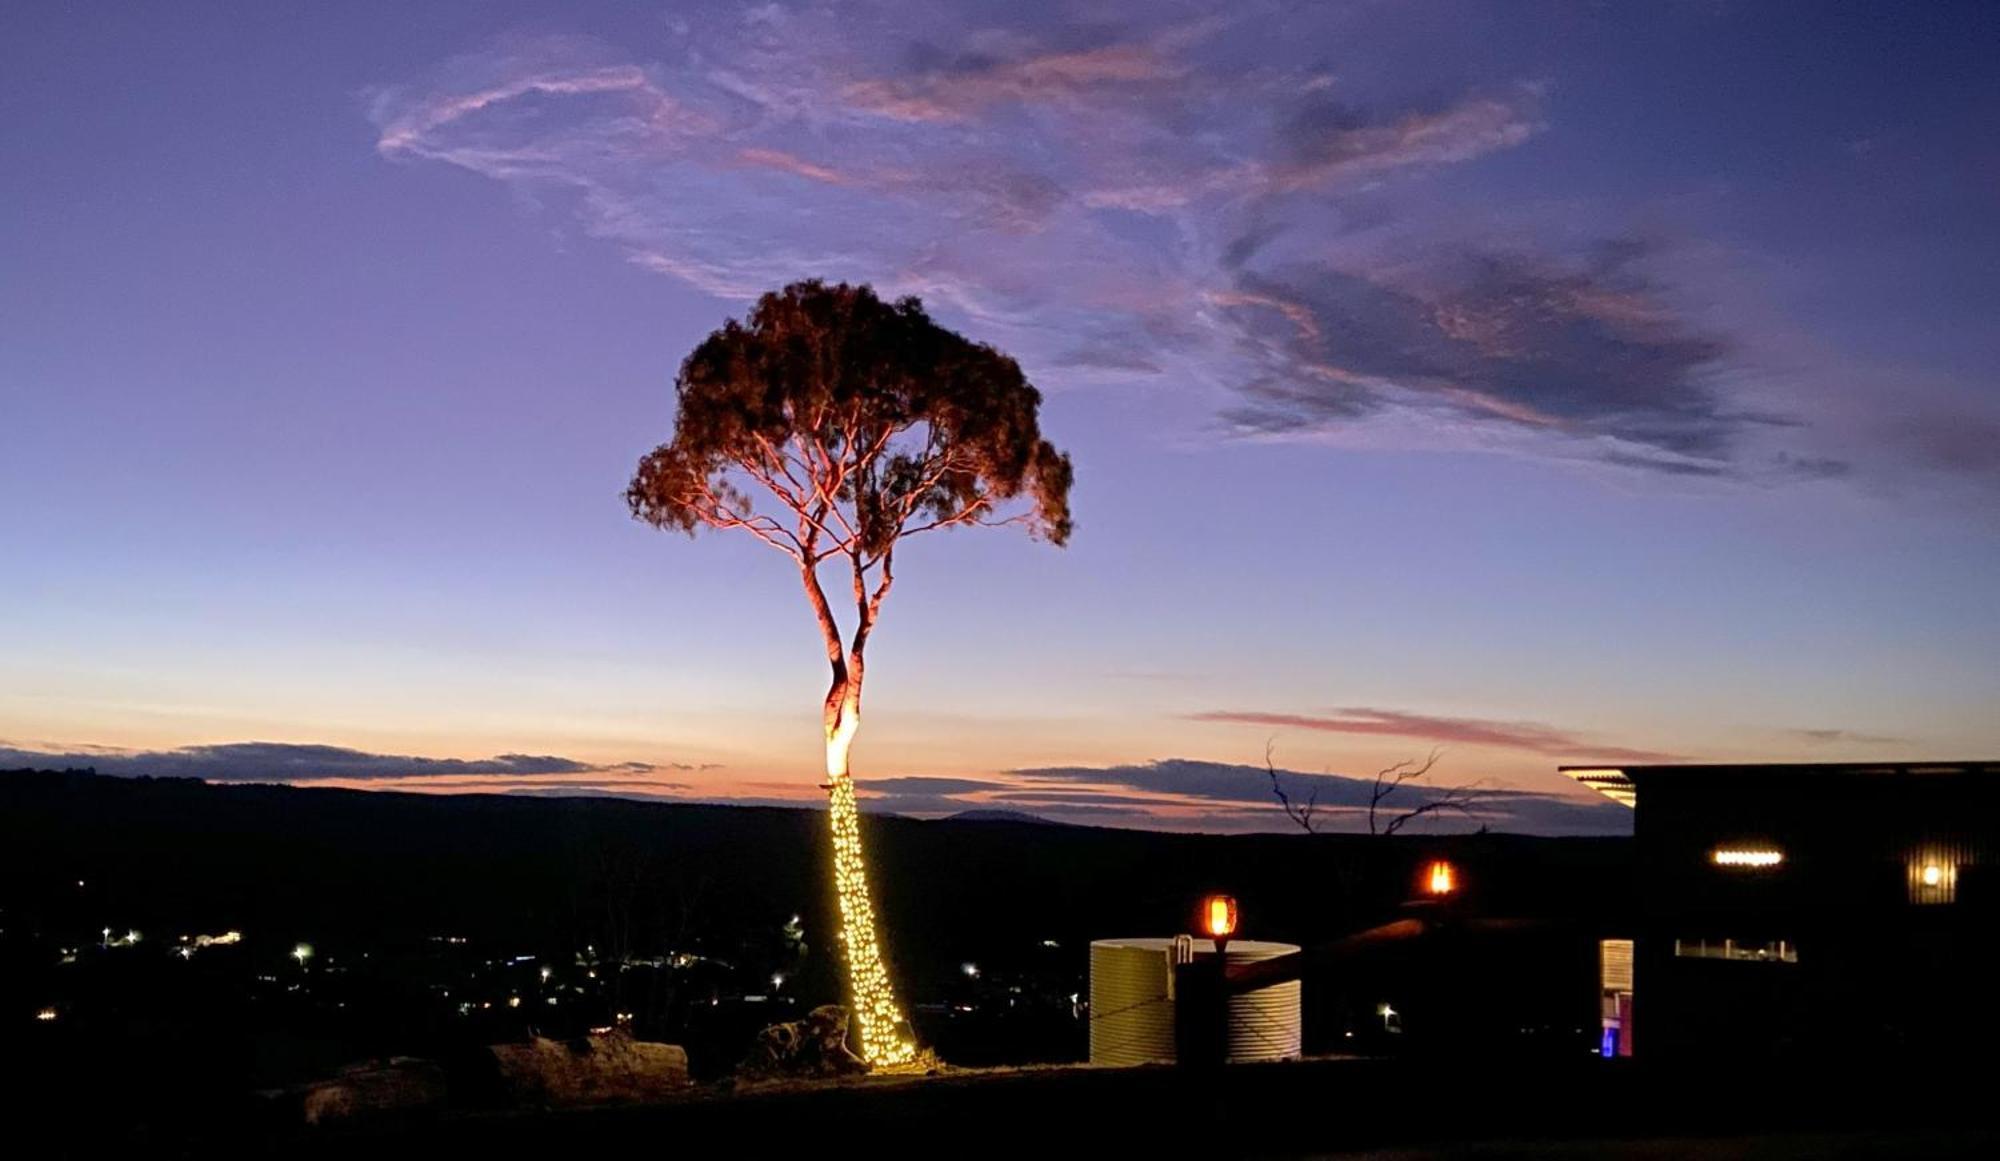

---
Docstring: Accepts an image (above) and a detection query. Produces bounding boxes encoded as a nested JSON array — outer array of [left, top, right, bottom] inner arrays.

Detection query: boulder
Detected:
[[739, 1004, 870, 1079]]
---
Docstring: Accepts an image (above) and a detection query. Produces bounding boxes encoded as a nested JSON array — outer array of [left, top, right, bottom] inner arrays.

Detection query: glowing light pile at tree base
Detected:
[[826, 773, 918, 1066]]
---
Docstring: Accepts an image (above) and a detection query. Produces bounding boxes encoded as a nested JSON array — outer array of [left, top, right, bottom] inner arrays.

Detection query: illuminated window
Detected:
[[1673, 937, 1797, 963], [1599, 939, 1634, 992], [1710, 846, 1784, 869]]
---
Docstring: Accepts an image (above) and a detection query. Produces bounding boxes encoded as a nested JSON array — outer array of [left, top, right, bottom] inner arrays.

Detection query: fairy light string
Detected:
[[826, 773, 919, 1066]]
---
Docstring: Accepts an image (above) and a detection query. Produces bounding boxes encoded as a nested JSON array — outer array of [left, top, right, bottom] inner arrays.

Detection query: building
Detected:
[[1564, 761, 2000, 1062]]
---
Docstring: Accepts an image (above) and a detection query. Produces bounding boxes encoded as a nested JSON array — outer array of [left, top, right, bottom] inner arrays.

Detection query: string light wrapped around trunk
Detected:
[[826, 774, 918, 1066]]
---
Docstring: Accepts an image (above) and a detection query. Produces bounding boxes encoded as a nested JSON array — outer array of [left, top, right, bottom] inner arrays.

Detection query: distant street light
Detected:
[[292, 942, 314, 966]]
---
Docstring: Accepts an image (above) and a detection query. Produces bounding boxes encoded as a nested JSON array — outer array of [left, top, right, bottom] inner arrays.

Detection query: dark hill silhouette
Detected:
[[2, 768, 1630, 998]]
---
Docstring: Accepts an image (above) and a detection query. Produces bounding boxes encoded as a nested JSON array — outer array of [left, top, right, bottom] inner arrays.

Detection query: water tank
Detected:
[[1088, 937, 1302, 1066]]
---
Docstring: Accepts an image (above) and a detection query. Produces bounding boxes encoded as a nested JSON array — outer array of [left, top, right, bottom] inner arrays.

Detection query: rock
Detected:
[[299, 1056, 446, 1125], [739, 1004, 870, 1078], [485, 1030, 690, 1107]]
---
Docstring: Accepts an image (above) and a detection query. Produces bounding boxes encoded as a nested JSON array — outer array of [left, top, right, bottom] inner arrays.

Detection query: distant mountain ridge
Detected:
[[945, 808, 1063, 825]]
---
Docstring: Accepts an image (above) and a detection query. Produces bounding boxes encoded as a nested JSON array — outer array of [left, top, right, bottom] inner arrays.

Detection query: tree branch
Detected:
[[1368, 749, 1442, 836], [1264, 741, 1321, 835]]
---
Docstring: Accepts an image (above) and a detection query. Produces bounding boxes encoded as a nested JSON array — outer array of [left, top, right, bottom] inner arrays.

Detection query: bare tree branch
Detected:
[[1259, 743, 1485, 836], [1264, 739, 1322, 834], [1368, 749, 1443, 836], [1369, 749, 1490, 835]]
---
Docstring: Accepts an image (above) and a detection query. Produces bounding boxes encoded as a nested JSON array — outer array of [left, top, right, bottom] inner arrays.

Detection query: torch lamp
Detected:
[[1424, 859, 1457, 898], [1201, 893, 1239, 956]]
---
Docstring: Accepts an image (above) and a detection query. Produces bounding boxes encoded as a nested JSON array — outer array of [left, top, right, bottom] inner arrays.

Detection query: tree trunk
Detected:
[[822, 680, 917, 1066]]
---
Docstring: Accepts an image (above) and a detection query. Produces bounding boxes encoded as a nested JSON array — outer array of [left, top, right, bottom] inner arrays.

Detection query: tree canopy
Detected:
[[627, 280, 1072, 571]]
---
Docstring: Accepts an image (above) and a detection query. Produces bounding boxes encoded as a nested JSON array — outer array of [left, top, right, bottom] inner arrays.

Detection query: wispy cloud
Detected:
[[358, 12, 1550, 373], [842, 40, 1185, 124], [373, 64, 682, 159], [357, 3, 1980, 493], [1215, 243, 1760, 473], [1268, 93, 1542, 192], [1185, 707, 1682, 764], [1076, 89, 1540, 215], [1784, 728, 1909, 747], [732, 146, 857, 186]]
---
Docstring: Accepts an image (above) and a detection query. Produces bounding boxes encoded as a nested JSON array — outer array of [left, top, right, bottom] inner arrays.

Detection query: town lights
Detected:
[[1426, 860, 1458, 896], [1201, 893, 1239, 953]]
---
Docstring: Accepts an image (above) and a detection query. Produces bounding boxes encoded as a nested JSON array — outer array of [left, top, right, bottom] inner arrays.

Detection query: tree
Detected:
[[1262, 744, 1481, 835], [626, 280, 1073, 1065]]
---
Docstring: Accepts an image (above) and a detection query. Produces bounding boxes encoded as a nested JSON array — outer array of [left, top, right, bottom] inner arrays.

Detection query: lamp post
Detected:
[[1176, 894, 1239, 1070]]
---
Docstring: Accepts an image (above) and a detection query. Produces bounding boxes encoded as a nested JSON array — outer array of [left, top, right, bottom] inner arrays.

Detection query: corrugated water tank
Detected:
[[1089, 937, 1302, 1066]]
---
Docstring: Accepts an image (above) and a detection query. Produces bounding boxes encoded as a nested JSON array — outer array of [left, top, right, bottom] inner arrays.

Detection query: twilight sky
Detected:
[[4, 1, 1998, 834]]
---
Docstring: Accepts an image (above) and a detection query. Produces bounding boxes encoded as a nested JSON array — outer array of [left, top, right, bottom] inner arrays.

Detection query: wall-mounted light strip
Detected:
[[1711, 847, 1785, 868]]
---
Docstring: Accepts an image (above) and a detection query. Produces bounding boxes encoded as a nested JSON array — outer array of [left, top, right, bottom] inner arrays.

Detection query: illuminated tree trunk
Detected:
[[822, 680, 918, 1066]]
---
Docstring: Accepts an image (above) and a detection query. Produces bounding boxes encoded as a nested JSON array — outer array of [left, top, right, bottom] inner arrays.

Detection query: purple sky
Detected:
[[4, 1, 1997, 833]]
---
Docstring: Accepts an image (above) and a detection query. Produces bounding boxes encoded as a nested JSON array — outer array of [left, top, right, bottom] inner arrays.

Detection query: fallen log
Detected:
[[485, 1030, 690, 1107]]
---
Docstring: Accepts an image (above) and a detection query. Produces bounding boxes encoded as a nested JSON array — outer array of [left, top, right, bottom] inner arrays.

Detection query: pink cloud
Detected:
[[1185, 707, 1683, 764], [1270, 97, 1541, 193], [842, 42, 1184, 124], [734, 146, 854, 186]]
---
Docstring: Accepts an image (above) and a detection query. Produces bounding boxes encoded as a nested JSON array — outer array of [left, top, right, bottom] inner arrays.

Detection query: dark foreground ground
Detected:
[[193, 1056, 1991, 1159]]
